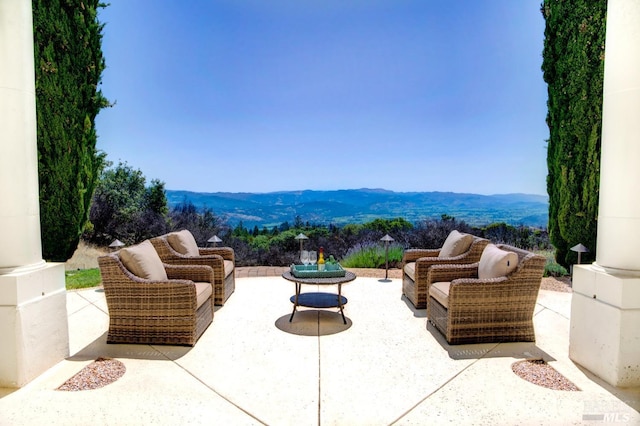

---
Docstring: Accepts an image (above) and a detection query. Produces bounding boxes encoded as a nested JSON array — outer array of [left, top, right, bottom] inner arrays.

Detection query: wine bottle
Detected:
[[318, 247, 325, 271]]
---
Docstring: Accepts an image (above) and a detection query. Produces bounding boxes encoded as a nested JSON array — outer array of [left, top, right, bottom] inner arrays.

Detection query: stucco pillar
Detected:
[[0, 0, 68, 388], [570, 0, 640, 388]]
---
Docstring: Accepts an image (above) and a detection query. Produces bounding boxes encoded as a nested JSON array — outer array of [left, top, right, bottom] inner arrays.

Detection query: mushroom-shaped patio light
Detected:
[[380, 234, 395, 282], [295, 233, 308, 259], [570, 243, 589, 264], [109, 239, 125, 251], [208, 235, 222, 247]]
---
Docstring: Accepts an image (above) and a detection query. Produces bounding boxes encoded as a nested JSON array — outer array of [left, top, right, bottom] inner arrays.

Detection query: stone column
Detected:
[[570, 0, 640, 388], [0, 0, 68, 388]]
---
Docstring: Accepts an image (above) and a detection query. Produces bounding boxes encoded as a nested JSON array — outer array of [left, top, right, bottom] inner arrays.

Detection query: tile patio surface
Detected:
[[0, 269, 639, 425]]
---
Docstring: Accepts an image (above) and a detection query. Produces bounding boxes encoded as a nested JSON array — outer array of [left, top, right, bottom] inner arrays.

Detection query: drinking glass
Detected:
[[308, 251, 317, 267], [300, 250, 309, 266]]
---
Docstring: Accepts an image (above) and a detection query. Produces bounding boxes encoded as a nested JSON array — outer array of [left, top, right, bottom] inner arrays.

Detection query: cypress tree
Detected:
[[33, 0, 109, 261], [541, 0, 606, 266]]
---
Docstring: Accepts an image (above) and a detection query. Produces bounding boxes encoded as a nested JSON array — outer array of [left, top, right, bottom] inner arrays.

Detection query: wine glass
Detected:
[[308, 250, 317, 268], [300, 250, 309, 266]]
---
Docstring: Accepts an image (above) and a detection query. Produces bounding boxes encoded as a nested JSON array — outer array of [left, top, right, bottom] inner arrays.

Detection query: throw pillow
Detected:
[[167, 230, 200, 257], [439, 230, 474, 258], [478, 244, 519, 279], [119, 240, 168, 281]]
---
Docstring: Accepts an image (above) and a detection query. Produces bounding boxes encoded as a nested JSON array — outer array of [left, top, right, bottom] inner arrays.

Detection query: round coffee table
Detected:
[[282, 270, 357, 324]]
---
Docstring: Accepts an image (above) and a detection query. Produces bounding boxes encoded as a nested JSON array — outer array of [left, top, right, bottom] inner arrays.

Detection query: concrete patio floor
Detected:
[[0, 271, 639, 425]]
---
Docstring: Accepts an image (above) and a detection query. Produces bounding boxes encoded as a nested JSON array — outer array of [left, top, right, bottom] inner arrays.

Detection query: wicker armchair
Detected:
[[402, 232, 489, 309], [98, 245, 214, 346], [426, 244, 546, 344], [150, 230, 235, 306]]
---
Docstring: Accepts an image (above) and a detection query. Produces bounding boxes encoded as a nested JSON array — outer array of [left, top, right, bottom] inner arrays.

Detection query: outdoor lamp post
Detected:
[[208, 235, 222, 247], [295, 233, 308, 259], [380, 234, 394, 282], [570, 243, 589, 265], [109, 239, 124, 251]]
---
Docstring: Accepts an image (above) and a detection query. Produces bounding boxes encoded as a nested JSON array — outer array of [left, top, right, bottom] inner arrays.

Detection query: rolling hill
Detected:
[[166, 188, 549, 229]]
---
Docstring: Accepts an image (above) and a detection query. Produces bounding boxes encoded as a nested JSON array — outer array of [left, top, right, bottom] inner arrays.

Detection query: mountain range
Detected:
[[165, 188, 549, 229]]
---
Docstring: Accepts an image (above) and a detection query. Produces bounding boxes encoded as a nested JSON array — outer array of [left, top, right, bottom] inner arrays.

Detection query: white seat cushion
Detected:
[[224, 260, 234, 278], [439, 230, 474, 258], [119, 240, 168, 281], [478, 244, 518, 279], [167, 230, 200, 257], [429, 281, 451, 308], [194, 282, 213, 308], [404, 262, 416, 281]]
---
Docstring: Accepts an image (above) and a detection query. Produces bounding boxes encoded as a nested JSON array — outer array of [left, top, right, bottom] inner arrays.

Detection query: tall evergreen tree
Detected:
[[33, 0, 109, 261], [541, 0, 606, 266]]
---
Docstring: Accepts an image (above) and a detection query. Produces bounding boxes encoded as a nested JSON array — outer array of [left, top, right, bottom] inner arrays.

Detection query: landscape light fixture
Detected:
[[208, 235, 222, 247], [380, 234, 395, 282], [295, 233, 309, 258], [570, 243, 589, 264], [109, 239, 125, 251]]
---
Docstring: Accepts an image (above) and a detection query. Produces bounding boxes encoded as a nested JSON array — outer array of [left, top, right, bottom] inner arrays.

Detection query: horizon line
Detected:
[[165, 187, 549, 198]]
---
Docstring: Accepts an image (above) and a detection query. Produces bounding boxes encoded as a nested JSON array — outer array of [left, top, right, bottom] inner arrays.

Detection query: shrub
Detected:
[[407, 216, 474, 249], [340, 242, 404, 268], [538, 250, 569, 277]]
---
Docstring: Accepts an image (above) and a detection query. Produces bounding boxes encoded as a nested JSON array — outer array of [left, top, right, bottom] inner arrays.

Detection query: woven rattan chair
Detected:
[[98, 247, 214, 346], [426, 244, 546, 345], [402, 232, 489, 309], [150, 230, 235, 306]]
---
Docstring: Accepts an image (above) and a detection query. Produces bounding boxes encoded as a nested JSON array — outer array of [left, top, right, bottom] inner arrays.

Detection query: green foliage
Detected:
[[541, 0, 605, 266], [362, 217, 413, 234], [250, 235, 271, 251], [145, 179, 169, 216], [33, 0, 109, 261], [264, 229, 300, 251], [481, 222, 551, 250], [87, 162, 169, 244], [65, 268, 102, 290], [537, 250, 569, 277], [544, 261, 569, 278]]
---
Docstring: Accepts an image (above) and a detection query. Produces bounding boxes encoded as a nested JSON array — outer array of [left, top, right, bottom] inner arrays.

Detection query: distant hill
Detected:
[[166, 188, 549, 229]]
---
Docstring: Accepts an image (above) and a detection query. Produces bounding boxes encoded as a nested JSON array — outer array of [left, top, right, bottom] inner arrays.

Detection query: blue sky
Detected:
[[96, 1, 548, 196]]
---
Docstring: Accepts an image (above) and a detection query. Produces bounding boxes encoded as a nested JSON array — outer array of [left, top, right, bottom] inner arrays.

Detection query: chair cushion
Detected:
[[119, 240, 168, 281], [194, 282, 213, 308], [224, 260, 235, 278], [439, 230, 474, 258], [404, 262, 416, 281], [429, 281, 451, 308], [167, 230, 200, 257], [478, 244, 518, 279]]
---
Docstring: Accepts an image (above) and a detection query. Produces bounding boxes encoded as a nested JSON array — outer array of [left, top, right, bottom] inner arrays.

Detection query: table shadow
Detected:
[[275, 310, 352, 336]]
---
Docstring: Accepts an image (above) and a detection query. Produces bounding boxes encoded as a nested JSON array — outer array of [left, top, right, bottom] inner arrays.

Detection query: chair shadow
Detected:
[[66, 331, 194, 363], [275, 310, 352, 336], [400, 294, 427, 318], [426, 321, 557, 362]]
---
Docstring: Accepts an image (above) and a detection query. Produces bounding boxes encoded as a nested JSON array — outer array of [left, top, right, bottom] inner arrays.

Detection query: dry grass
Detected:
[[65, 241, 109, 271]]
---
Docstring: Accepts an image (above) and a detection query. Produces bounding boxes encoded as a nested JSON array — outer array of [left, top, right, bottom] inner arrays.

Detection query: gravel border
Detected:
[[512, 359, 580, 391], [57, 358, 126, 391]]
